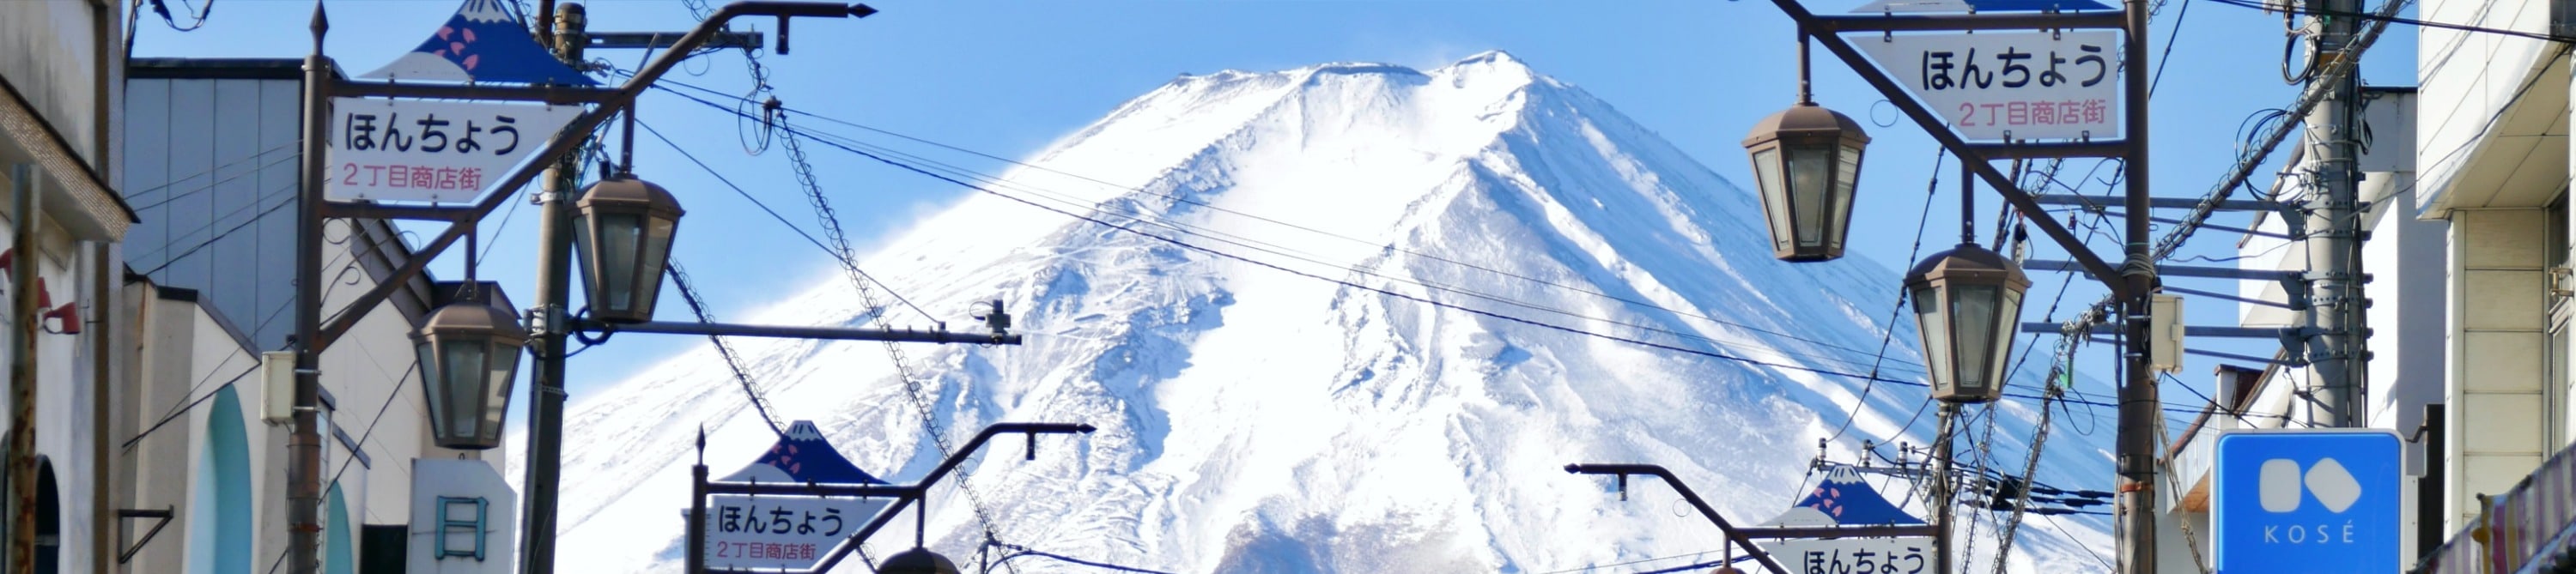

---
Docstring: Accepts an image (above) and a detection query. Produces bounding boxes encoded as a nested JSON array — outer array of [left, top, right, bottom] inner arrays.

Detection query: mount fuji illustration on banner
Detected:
[[718, 421, 887, 485], [361, 0, 598, 86], [1765, 467, 1926, 527]]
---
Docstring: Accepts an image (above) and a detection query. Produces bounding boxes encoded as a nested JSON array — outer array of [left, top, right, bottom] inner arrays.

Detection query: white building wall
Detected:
[[2415, 0, 2562, 217], [2362, 178, 2448, 447], [0, 0, 116, 166]]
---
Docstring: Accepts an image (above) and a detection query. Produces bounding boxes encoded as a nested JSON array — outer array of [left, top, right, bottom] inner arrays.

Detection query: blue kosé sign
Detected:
[[2212, 430, 2403, 573]]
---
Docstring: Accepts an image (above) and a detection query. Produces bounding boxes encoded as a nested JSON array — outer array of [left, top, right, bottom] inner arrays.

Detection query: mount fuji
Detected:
[[541, 51, 2117, 572]]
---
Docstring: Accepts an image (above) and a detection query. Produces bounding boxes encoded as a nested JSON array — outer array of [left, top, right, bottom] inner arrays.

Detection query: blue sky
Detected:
[[133, 0, 2417, 445]]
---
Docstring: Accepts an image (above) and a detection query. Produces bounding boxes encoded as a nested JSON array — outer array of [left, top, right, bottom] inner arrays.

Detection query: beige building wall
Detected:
[[2445, 208, 2555, 534]]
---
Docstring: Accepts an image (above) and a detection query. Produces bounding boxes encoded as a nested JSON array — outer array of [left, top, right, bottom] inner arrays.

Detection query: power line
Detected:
[[665, 262, 785, 437], [643, 76, 1928, 372], [137, 182, 301, 275], [770, 110, 1922, 377], [767, 118, 2260, 418], [1826, 147, 1945, 446], [148, 0, 213, 32], [650, 84, 1932, 384], [2206, 0, 2576, 44], [123, 142, 298, 202]]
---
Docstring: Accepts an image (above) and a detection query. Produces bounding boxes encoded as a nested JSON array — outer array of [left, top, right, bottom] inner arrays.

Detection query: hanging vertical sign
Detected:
[[1855, 31, 2125, 142], [325, 98, 580, 203]]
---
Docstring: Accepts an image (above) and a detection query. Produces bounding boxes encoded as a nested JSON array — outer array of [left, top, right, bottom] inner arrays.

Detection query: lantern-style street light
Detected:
[[1905, 241, 2030, 404], [572, 175, 684, 323], [1741, 33, 1868, 262], [876, 547, 959, 574], [413, 294, 529, 450]]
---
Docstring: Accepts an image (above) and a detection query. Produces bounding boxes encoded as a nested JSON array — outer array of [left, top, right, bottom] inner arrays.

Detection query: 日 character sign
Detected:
[[325, 98, 579, 202], [1856, 31, 2125, 142]]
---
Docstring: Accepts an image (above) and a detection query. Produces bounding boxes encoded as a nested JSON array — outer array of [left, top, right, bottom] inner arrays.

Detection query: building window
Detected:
[[2557, 196, 2575, 448], [358, 525, 405, 574], [325, 486, 355, 574], [33, 457, 55, 574], [189, 387, 252, 574], [435, 497, 486, 561]]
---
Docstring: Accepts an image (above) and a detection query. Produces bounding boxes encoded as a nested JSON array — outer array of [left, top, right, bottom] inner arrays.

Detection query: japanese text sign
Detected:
[[1856, 31, 2125, 142], [325, 98, 579, 202], [702, 494, 888, 571], [1765, 537, 1934, 574]]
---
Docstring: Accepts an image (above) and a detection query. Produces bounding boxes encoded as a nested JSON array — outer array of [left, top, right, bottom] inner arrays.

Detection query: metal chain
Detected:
[[1989, 379, 2060, 573], [666, 263, 785, 436], [2156, 396, 2215, 573], [777, 117, 1018, 572], [1957, 404, 2002, 571]]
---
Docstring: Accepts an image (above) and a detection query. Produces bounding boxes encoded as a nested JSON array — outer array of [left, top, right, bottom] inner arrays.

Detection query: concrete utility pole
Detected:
[[289, 5, 332, 572], [516, 3, 585, 573], [2303, 0, 2366, 428], [2115, 0, 2165, 568], [1932, 405, 1959, 574], [8, 164, 40, 574]]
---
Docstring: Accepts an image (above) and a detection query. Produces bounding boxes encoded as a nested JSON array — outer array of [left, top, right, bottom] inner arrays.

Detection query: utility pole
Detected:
[[7, 164, 40, 574], [516, 2, 585, 572], [1932, 404, 1958, 574], [2303, 0, 2366, 428], [288, 5, 332, 573], [2115, 0, 2164, 571]]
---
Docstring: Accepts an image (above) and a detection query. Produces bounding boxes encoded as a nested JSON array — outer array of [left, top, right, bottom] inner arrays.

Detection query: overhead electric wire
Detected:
[[267, 360, 422, 574], [121, 360, 263, 450], [136, 182, 301, 275], [756, 115, 2258, 417], [670, 90, 1929, 380], [666, 262, 785, 437], [1826, 148, 1945, 447], [783, 117, 1923, 375], [122, 142, 298, 202], [633, 119, 933, 323], [2147, 0, 2194, 97], [769, 116, 1024, 573], [642, 76, 1927, 371], [2206, 0, 2576, 43]]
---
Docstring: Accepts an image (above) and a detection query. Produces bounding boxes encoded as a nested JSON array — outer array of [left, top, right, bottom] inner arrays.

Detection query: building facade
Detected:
[[114, 58, 519, 574], [1, 2, 144, 573], [2160, 1, 2576, 571]]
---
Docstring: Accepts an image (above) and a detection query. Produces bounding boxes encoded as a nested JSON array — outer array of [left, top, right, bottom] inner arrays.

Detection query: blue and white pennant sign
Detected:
[[361, 0, 598, 86]]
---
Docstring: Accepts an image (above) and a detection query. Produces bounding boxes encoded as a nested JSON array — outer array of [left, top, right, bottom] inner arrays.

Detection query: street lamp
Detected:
[[1741, 33, 1868, 263], [876, 547, 958, 574], [572, 175, 684, 323], [1905, 242, 2029, 404], [413, 298, 529, 450]]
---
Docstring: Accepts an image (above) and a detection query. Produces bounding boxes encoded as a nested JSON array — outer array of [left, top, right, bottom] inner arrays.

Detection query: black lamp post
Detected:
[[1905, 240, 2030, 404], [412, 296, 529, 450], [572, 175, 684, 323], [1741, 33, 1869, 262], [876, 547, 959, 574]]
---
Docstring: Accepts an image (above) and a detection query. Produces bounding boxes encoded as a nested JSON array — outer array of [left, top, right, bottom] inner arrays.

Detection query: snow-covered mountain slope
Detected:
[[547, 51, 2117, 572]]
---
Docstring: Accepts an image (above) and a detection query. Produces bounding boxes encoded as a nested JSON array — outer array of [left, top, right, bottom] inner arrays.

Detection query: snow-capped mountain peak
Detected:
[[550, 54, 2112, 573]]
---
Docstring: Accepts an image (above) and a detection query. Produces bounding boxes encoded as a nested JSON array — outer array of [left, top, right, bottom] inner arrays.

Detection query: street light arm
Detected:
[[811, 422, 1096, 572], [310, 1, 866, 352], [1765, 0, 2136, 300], [1564, 463, 1792, 574]]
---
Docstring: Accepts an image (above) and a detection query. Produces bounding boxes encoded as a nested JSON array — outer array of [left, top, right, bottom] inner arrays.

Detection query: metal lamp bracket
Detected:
[[2279, 275, 2314, 311], [115, 507, 175, 565]]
